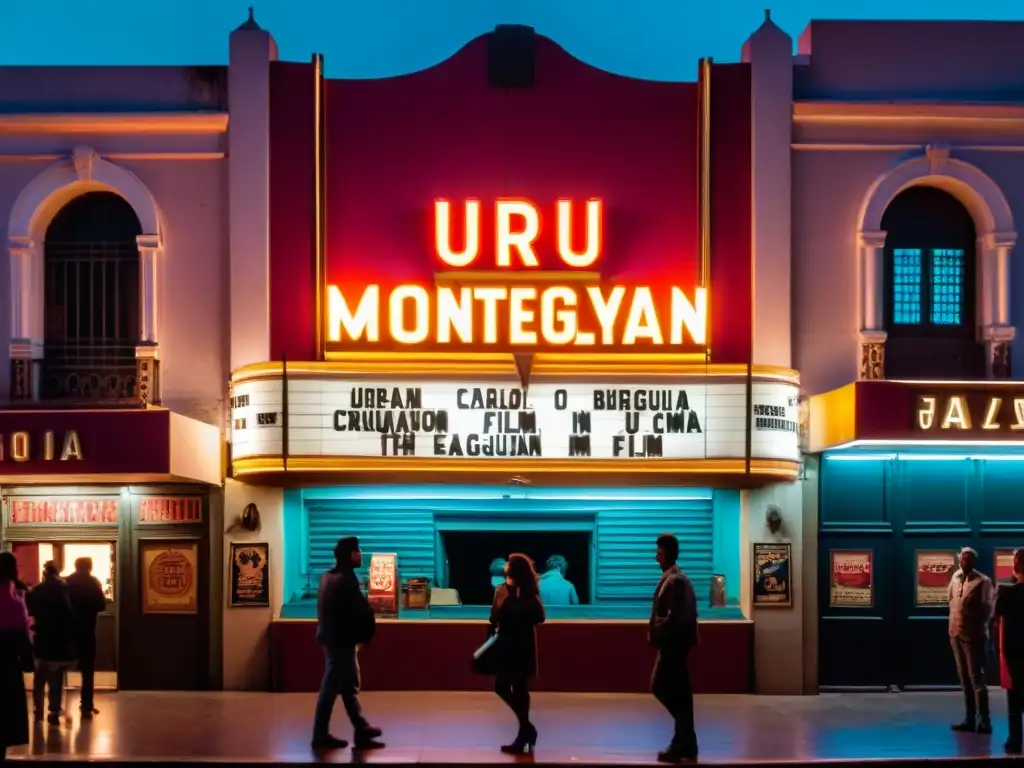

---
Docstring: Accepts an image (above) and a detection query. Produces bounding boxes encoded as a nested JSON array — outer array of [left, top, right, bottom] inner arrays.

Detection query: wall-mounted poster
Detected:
[[140, 540, 199, 614], [753, 543, 792, 607], [916, 550, 957, 607], [367, 553, 398, 616], [829, 550, 873, 608], [995, 549, 1021, 586], [229, 542, 270, 607]]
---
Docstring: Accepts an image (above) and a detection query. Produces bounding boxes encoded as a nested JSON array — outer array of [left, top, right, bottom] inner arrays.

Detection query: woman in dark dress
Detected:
[[489, 553, 545, 754], [996, 548, 1024, 754], [0, 552, 32, 761]]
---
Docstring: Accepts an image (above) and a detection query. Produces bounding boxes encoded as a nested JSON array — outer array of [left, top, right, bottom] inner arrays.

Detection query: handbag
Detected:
[[471, 632, 500, 675]]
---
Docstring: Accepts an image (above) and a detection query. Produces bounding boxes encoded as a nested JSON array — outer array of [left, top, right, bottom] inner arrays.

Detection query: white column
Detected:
[[136, 233, 161, 345], [857, 230, 887, 379], [8, 236, 32, 343], [978, 231, 1017, 379], [859, 230, 887, 332]]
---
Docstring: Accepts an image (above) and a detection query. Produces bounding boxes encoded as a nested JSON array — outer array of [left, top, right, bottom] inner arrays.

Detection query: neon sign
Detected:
[[915, 393, 1024, 434], [326, 198, 706, 350]]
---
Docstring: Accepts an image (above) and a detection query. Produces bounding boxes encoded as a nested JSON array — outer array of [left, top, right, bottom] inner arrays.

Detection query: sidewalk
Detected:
[[5, 689, 1016, 765]]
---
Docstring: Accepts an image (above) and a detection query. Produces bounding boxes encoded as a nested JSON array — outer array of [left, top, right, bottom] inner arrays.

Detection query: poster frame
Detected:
[[752, 542, 793, 608], [140, 539, 200, 615], [229, 541, 270, 608], [829, 548, 874, 609]]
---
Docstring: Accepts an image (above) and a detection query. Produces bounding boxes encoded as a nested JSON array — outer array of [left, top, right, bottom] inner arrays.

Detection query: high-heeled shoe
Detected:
[[500, 724, 538, 754]]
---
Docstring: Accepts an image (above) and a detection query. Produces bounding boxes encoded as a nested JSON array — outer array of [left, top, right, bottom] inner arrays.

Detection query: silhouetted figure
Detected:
[[649, 533, 699, 763], [996, 548, 1024, 753], [66, 557, 106, 719], [949, 546, 995, 735], [311, 537, 384, 751], [538, 555, 579, 606], [26, 561, 76, 726], [0, 553, 32, 761], [489, 553, 545, 755]]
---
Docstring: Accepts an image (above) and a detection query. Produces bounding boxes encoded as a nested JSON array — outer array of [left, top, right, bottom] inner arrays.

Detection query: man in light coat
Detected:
[[949, 546, 995, 734]]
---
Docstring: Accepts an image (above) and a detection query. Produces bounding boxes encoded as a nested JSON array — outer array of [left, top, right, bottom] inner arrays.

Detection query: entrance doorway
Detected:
[[12, 540, 117, 691]]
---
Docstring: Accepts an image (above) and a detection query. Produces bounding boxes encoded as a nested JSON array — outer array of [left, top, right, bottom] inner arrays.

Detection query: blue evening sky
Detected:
[[1, 0, 1022, 80]]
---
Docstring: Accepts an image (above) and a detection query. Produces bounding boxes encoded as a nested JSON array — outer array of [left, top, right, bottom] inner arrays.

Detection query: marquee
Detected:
[[229, 368, 800, 473]]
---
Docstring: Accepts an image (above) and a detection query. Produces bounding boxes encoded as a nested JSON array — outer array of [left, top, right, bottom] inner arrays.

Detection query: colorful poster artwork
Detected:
[[753, 543, 792, 607], [995, 550, 1020, 586], [367, 553, 399, 615], [916, 551, 956, 607], [230, 542, 270, 607], [141, 541, 199, 614], [830, 550, 873, 608]]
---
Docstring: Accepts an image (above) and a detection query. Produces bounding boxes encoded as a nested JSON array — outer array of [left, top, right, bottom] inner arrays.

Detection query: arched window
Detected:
[[42, 192, 141, 400], [882, 186, 985, 379]]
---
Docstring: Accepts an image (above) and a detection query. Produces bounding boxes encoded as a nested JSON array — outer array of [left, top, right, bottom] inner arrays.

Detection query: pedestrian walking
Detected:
[[311, 537, 384, 751], [649, 533, 699, 763]]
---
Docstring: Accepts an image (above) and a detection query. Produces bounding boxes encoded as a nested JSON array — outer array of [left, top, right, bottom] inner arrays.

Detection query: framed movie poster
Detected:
[[140, 540, 199, 614], [915, 550, 956, 607], [829, 549, 873, 608], [995, 549, 1021, 586], [229, 542, 270, 607], [753, 542, 792, 607]]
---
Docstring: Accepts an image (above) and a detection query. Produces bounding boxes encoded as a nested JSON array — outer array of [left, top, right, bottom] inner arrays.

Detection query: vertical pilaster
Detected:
[[858, 230, 887, 380], [8, 236, 42, 400], [978, 231, 1017, 380]]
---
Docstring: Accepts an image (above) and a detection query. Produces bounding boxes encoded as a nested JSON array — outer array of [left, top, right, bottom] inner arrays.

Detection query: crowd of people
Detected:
[[312, 533, 700, 763], [0, 553, 107, 761], [7, 538, 1023, 764]]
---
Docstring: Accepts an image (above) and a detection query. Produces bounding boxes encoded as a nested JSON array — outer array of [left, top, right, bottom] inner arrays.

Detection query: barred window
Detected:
[[42, 192, 141, 401]]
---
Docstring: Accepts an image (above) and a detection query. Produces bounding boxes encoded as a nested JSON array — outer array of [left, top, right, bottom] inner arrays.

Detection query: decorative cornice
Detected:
[[136, 233, 163, 252], [794, 101, 1024, 126], [978, 231, 1018, 250], [0, 112, 228, 136], [858, 230, 887, 249]]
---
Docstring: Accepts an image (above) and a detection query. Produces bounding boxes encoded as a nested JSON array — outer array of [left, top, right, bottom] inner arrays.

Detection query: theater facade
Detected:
[[0, 67, 227, 689], [224, 18, 805, 695], [789, 21, 1024, 691]]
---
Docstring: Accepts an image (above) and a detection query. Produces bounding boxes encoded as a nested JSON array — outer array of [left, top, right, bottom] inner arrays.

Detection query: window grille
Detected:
[[42, 192, 141, 401]]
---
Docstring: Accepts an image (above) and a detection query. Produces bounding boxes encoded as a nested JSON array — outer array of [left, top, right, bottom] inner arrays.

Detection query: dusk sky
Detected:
[[1, 0, 1023, 79]]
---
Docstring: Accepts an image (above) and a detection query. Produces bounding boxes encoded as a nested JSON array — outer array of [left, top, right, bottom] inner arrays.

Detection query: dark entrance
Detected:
[[440, 530, 591, 606]]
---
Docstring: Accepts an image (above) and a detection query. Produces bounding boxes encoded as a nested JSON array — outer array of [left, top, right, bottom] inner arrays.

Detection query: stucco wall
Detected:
[[221, 479, 284, 690], [0, 126, 228, 425]]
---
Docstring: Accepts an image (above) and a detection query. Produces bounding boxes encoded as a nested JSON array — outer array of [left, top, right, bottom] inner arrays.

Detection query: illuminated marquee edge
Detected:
[[230, 359, 801, 386], [231, 456, 800, 481]]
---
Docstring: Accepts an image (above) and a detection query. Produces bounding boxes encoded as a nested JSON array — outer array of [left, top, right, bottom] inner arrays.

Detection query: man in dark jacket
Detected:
[[648, 533, 699, 763], [311, 536, 384, 751], [26, 561, 76, 726], [66, 558, 107, 719]]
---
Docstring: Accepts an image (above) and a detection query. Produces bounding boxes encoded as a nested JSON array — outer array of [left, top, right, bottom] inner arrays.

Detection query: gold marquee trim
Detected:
[[231, 357, 801, 386], [231, 456, 799, 481]]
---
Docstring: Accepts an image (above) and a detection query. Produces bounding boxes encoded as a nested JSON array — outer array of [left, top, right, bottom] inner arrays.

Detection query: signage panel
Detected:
[[0, 410, 171, 477], [230, 375, 799, 463], [913, 390, 1024, 437]]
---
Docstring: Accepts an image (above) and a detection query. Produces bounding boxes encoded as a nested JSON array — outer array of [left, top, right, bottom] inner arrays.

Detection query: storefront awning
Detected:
[[809, 380, 1024, 453], [0, 407, 222, 485]]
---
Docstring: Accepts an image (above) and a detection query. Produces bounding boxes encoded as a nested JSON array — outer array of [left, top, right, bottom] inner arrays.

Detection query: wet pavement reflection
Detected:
[[5, 690, 1022, 764]]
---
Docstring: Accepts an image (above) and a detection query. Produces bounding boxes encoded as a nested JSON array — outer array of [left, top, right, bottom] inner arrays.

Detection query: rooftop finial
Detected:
[[236, 5, 262, 31], [765, 8, 771, 21]]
